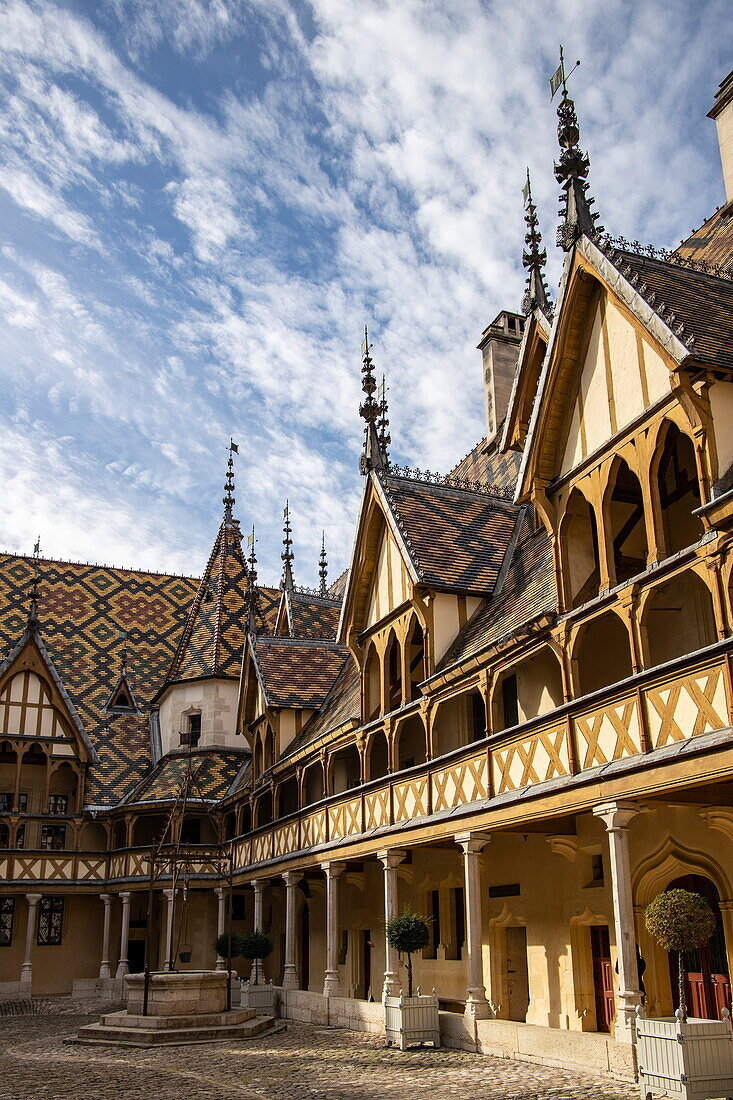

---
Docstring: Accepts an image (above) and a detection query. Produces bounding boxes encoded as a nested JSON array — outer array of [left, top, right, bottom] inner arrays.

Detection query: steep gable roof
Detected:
[[376, 471, 519, 593], [251, 636, 349, 709], [166, 517, 250, 683], [675, 204, 733, 272], [277, 589, 342, 640], [122, 748, 248, 806], [283, 656, 361, 759]]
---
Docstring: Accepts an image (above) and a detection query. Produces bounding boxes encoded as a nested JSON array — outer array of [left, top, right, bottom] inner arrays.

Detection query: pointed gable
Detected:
[[0, 628, 95, 763], [166, 518, 249, 683]]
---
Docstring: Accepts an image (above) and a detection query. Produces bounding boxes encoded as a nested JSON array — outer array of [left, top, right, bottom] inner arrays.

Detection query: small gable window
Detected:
[[181, 713, 202, 748], [105, 673, 139, 715]]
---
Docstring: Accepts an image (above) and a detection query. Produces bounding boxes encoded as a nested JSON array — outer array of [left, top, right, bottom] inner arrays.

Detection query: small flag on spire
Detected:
[[549, 60, 564, 99], [230, 439, 239, 454], [247, 531, 255, 547], [33, 537, 40, 556], [522, 170, 531, 207]]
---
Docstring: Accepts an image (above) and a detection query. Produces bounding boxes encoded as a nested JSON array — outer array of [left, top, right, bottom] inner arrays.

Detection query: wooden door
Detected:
[[590, 925, 615, 1033], [506, 926, 530, 1022], [668, 875, 731, 1019]]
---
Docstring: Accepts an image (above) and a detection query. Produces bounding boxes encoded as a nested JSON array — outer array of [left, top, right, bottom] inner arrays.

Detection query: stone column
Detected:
[[116, 892, 131, 980], [593, 801, 642, 1043], [99, 893, 112, 979], [21, 894, 42, 984], [322, 861, 345, 997], [282, 871, 300, 990], [456, 832, 492, 1019], [162, 888, 175, 972], [215, 886, 227, 970], [253, 879, 266, 931], [378, 848, 406, 999]]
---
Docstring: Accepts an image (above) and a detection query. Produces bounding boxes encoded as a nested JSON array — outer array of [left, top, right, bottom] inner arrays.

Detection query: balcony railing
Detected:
[[1, 640, 731, 885]]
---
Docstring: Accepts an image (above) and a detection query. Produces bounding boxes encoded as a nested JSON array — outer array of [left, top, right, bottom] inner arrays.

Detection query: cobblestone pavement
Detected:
[[0, 999, 642, 1100]]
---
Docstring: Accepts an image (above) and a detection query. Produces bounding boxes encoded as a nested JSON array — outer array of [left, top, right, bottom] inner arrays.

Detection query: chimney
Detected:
[[709, 70, 733, 204], [478, 310, 525, 444]]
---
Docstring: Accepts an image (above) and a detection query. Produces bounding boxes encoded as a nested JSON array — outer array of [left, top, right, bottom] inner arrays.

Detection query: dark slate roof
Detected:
[[286, 591, 341, 640], [674, 204, 733, 271], [124, 749, 248, 805], [284, 656, 361, 758], [438, 526, 557, 672], [379, 472, 519, 593], [450, 439, 521, 491], [0, 552, 198, 807], [608, 246, 733, 374], [252, 637, 349, 709]]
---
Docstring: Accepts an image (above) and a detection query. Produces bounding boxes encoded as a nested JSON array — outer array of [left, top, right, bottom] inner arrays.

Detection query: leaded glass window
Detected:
[[37, 896, 64, 945], [0, 898, 14, 945]]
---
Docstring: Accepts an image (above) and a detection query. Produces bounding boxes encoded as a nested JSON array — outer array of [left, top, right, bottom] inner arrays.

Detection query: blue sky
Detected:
[[1, 0, 732, 588]]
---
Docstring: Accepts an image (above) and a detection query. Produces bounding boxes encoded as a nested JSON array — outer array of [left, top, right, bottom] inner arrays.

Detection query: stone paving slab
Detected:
[[0, 997, 644, 1100]]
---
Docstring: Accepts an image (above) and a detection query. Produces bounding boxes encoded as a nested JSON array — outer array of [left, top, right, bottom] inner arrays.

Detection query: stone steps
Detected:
[[74, 1014, 276, 1046]]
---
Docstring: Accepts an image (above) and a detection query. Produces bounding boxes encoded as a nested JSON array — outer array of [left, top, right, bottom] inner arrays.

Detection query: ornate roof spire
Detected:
[[222, 439, 238, 525], [281, 500, 295, 591], [28, 535, 41, 630], [359, 326, 388, 475], [318, 531, 328, 597], [522, 169, 552, 317], [552, 46, 603, 251], [378, 374, 391, 458], [246, 525, 259, 633]]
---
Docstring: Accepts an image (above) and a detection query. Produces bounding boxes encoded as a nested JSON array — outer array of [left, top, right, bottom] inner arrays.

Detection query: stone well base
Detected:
[[125, 970, 227, 1016]]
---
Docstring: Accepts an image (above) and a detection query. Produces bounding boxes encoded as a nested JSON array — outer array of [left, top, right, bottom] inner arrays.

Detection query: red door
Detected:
[[591, 925, 615, 1033], [667, 875, 731, 1019]]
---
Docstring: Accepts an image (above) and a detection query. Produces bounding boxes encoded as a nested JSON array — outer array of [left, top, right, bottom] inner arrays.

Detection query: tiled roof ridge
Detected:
[[253, 634, 347, 651], [382, 462, 513, 501], [601, 233, 733, 283], [0, 549, 199, 582], [291, 586, 342, 605], [376, 474, 425, 573]]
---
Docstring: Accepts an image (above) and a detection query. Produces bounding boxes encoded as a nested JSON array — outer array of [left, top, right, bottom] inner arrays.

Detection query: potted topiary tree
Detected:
[[637, 888, 733, 1100], [240, 929, 275, 1015], [384, 908, 440, 1050]]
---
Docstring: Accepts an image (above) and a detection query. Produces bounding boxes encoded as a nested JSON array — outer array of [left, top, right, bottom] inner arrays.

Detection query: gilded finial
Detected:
[[318, 532, 328, 597], [281, 501, 295, 591], [522, 169, 552, 317], [551, 47, 603, 251]]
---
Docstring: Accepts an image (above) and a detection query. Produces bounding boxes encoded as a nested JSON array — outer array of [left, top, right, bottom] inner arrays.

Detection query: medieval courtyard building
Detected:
[[3, 67, 733, 1075]]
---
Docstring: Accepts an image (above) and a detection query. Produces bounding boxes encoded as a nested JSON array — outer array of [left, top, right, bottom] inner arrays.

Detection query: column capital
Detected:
[[455, 831, 491, 854], [215, 886, 227, 900], [282, 870, 301, 887], [162, 887, 175, 901], [320, 860, 346, 878], [119, 891, 132, 902], [252, 879, 268, 893], [25, 893, 42, 904], [100, 893, 112, 903], [377, 848, 407, 869], [593, 800, 640, 831]]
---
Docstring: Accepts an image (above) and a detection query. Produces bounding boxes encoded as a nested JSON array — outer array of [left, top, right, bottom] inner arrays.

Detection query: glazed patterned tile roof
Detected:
[[0, 552, 197, 807], [285, 656, 361, 758], [379, 472, 519, 593], [166, 518, 250, 683], [252, 637, 350, 709], [437, 525, 557, 672], [327, 569, 349, 599], [285, 591, 341, 640], [449, 438, 521, 490], [674, 205, 733, 271], [124, 749, 249, 805], [609, 247, 733, 374]]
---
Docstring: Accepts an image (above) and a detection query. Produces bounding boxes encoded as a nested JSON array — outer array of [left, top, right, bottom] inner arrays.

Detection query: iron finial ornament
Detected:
[[551, 46, 603, 252], [318, 531, 328, 597], [28, 535, 41, 629], [521, 168, 552, 317], [223, 439, 238, 524], [281, 501, 295, 591], [246, 525, 260, 633], [359, 326, 389, 475]]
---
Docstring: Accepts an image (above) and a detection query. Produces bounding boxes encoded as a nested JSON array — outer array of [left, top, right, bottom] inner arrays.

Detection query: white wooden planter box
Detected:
[[241, 981, 275, 1016], [636, 1008, 733, 1100], [385, 992, 440, 1051]]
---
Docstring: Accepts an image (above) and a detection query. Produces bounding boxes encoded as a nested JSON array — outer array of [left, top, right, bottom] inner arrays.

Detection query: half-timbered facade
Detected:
[[3, 67, 733, 1077]]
